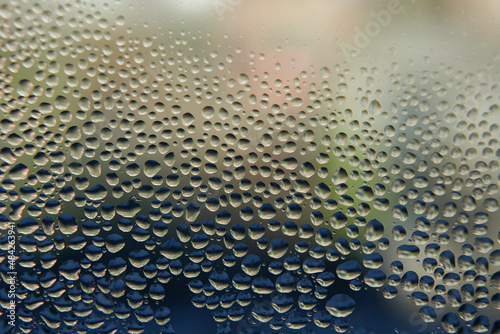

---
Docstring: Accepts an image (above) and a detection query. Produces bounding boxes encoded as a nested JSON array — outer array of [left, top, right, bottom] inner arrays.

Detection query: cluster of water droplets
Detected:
[[0, 1, 499, 333]]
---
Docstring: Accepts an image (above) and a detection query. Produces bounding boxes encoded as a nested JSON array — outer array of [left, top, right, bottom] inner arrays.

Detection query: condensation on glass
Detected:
[[0, 0, 499, 333]]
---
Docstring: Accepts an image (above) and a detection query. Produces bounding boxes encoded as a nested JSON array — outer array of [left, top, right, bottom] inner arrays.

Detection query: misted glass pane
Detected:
[[1, 0, 499, 333]]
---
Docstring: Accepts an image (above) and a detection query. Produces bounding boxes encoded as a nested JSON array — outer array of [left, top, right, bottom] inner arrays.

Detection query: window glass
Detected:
[[1, 1, 499, 333]]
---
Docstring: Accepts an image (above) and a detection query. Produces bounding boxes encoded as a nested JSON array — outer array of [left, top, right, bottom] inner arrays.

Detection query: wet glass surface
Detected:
[[0, 1, 499, 333]]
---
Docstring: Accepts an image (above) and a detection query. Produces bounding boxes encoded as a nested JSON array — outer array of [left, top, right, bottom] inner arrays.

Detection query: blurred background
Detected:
[[0, 0, 499, 333]]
